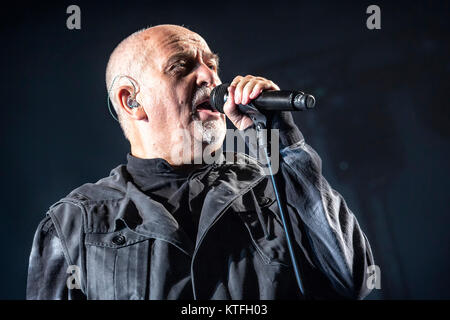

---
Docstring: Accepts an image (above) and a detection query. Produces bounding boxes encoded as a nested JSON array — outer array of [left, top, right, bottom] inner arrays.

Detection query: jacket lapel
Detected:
[[117, 181, 195, 256], [195, 158, 265, 248]]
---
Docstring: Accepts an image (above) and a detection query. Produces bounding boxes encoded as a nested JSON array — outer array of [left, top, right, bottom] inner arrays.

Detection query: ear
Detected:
[[116, 86, 147, 121]]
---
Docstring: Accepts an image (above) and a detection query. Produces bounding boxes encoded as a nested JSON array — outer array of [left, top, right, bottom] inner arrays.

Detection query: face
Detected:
[[137, 28, 226, 164]]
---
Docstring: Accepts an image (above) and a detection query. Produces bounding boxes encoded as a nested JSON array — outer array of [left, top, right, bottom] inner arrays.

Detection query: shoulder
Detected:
[[66, 164, 130, 202], [41, 164, 132, 263], [30, 215, 60, 254]]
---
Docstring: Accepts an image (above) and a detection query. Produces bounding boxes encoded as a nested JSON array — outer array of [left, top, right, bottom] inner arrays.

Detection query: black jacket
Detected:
[[27, 139, 374, 300]]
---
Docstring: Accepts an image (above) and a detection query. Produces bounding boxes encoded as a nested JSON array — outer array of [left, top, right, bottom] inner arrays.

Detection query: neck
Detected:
[[131, 142, 220, 168]]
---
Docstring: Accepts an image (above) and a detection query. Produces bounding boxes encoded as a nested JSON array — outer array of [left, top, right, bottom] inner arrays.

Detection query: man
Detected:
[[27, 25, 374, 300]]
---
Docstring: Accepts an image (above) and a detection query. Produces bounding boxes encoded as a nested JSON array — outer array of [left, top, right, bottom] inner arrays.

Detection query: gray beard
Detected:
[[193, 117, 219, 144]]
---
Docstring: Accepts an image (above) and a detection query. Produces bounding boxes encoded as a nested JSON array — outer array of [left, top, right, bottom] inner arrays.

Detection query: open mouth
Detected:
[[194, 100, 216, 113]]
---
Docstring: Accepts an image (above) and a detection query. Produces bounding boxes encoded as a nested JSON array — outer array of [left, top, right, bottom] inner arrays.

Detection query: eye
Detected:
[[169, 59, 196, 76], [171, 61, 187, 70], [207, 62, 217, 71]]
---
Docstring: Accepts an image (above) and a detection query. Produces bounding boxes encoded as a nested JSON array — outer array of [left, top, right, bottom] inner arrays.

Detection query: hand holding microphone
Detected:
[[209, 75, 315, 133], [209, 75, 313, 146]]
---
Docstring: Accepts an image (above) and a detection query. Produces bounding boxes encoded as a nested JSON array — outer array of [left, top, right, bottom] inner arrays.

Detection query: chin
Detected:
[[197, 127, 226, 159], [193, 118, 225, 142]]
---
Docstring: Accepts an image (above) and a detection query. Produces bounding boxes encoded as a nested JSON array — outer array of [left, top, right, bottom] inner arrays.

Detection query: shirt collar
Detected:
[[125, 152, 226, 191], [126, 153, 177, 176], [126, 152, 226, 177]]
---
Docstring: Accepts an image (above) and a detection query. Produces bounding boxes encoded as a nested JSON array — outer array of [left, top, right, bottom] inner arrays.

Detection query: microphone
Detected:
[[210, 83, 316, 113]]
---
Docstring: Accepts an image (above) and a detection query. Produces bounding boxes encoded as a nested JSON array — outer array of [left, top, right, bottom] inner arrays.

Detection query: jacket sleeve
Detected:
[[279, 139, 374, 299], [27, 208, 86, 300]]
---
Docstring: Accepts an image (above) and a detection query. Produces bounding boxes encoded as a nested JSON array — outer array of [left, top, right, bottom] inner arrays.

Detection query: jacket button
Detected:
[[112, 235, 126, 245], [261, 197, 271, 206]]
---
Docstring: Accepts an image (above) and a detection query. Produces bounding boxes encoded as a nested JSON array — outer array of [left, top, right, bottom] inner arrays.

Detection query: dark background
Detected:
[[1, 0, 449, 299]]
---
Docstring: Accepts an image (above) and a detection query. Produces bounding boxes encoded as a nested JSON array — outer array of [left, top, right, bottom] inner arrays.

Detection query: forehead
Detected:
[[151, 31, 213, 65]]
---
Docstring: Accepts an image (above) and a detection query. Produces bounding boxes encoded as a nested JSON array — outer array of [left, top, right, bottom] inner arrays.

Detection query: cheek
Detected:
[[144, 78, 194, 127], [148, 93, 178, 118], [176, 98, 195, 125], [177, 98, 190, 117]]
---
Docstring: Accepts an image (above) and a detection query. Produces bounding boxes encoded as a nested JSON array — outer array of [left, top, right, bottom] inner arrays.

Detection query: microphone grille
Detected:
[[210, 83, 230, 113], [305, 94, 316, 109]]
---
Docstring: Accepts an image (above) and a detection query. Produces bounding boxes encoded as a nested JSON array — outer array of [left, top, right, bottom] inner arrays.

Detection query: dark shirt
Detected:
[[126, 153, 219, 245]]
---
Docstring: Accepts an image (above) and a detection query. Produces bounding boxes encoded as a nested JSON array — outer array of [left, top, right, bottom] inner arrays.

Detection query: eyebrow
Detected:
[[204, 52, 220, 66], [163, 51, 220, 73]]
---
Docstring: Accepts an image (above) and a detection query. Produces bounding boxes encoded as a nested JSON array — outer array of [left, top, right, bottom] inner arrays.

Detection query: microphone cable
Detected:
[[256, 123, 307, 298]]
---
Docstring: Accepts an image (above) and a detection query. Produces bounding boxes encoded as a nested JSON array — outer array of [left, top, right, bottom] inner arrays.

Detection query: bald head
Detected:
[[105, 25, 205, 95]]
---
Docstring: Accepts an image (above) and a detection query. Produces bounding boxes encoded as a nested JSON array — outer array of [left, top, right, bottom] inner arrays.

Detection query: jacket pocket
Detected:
[[85, 229, 152, 300]]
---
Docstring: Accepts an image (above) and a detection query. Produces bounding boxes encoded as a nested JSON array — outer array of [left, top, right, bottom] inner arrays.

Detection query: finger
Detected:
[[241, 79, 260, 105], [223, 85, 256, 130], [256, 79, 280, 91], [229, 75, 243, 89], [249, 80, 280, 100], [234, 76, 253, 104], [229, 76, 244, 104], [223, 85, 238, 116], [268, 80, 280, 91], [227, 85, 235, 106], [249, 82, 265, 100]]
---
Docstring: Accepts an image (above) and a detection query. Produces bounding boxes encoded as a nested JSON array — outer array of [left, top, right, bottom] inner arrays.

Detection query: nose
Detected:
[[195, 61, 219, 88]]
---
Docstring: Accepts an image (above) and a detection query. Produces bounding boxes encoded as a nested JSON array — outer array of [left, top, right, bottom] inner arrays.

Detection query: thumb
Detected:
[[223, 86, 254, 130]]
